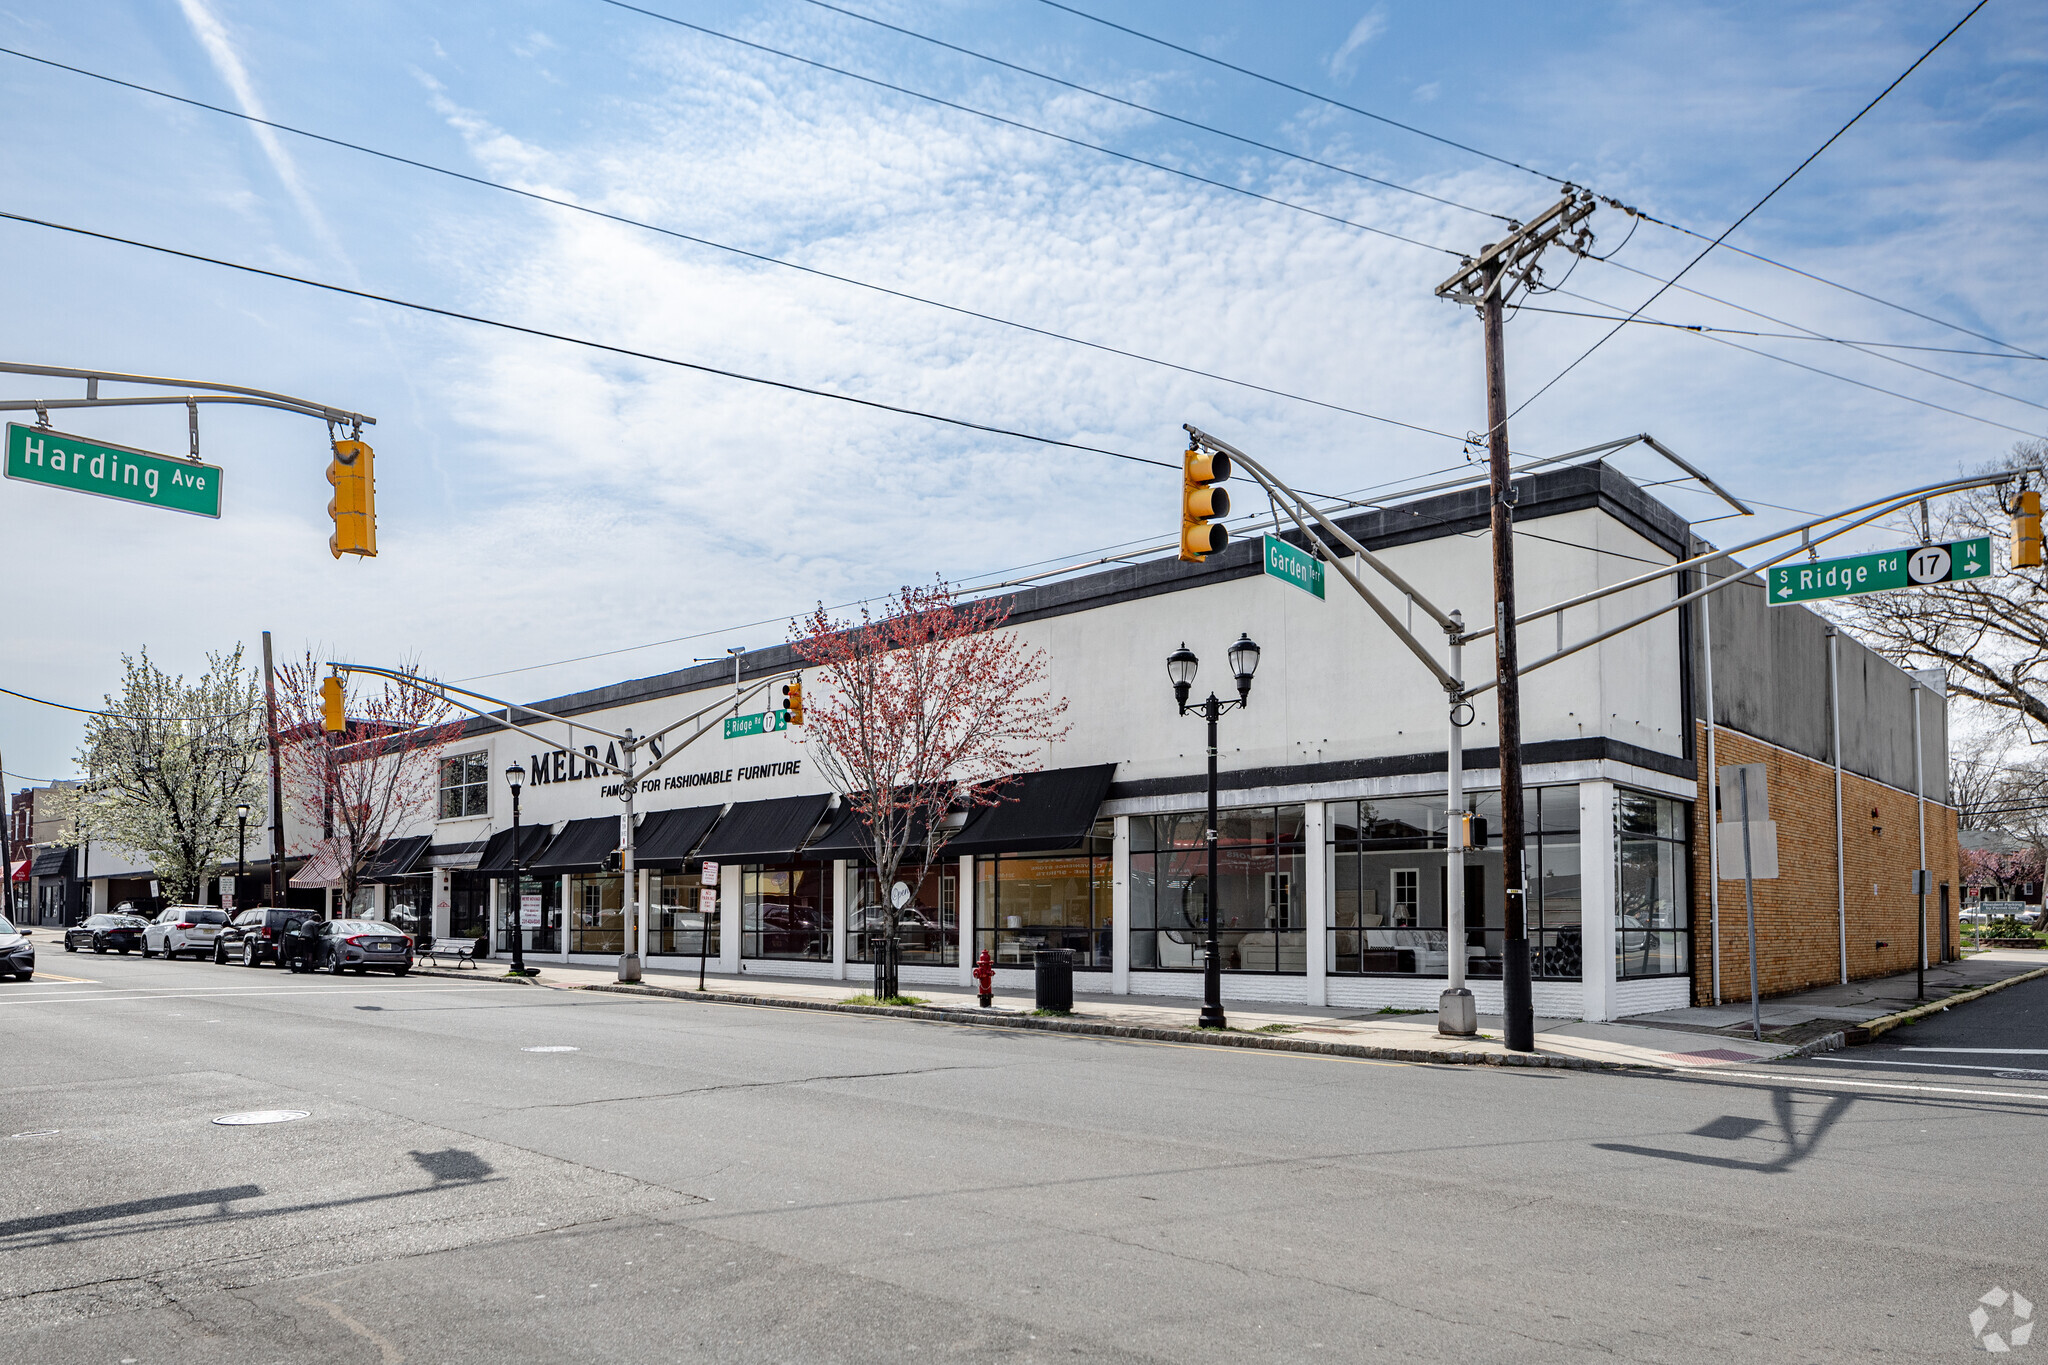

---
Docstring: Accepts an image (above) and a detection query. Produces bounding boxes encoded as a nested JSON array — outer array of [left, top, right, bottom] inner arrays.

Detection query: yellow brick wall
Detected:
[[1689, 724, 1960, 1006]]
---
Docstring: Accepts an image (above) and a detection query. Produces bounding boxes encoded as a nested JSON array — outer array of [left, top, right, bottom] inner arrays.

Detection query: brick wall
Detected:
[[1690, 723, 1960, 1005]]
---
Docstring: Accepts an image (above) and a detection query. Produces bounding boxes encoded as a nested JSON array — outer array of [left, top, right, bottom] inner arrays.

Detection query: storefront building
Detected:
[[359, 460, 1956, 1019]]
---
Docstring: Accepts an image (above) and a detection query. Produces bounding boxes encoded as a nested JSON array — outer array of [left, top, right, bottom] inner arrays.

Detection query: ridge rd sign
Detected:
[[1766, 537, 1990, 605], [4, 423, 222, 518]]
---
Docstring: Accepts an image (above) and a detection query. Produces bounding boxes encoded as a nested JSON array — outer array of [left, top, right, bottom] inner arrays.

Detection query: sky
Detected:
[[2, 0, 2044, 786]]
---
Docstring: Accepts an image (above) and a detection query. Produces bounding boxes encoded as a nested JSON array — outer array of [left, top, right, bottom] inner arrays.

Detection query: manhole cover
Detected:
[[213, 1110, 310, 1126], [522, 1046, 579, 1053]]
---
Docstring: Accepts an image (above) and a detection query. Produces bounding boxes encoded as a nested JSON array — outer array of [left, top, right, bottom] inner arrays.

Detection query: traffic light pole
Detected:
[[331, 663, 797, 983]]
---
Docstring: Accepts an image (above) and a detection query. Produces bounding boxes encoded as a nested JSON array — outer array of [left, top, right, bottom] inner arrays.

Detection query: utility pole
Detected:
[[262, 632, 289, 910], [1437, 188, 1596, 1054]]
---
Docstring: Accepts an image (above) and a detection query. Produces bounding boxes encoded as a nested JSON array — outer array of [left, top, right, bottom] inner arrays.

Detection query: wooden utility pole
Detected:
[[261, 631, 289, 909], [1436, 189, 1595, 1054]]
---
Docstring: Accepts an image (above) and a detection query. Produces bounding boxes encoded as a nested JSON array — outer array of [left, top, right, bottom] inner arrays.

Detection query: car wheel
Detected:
[[243, 943, 258, 968], [214, 944, 227, 965], [94, 939, 109, 954], [328, 954, 345, 976], [65, 938, 77, 952]]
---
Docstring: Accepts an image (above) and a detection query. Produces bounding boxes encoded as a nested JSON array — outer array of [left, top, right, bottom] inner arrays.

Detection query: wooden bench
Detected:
[[420, 935, 486, 969]]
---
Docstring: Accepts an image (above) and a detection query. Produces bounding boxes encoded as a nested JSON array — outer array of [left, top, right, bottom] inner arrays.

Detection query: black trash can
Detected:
[[1034, 949, 1074, 1013]]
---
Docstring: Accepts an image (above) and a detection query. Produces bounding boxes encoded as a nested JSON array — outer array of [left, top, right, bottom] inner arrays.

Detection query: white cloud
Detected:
[[1328, 9, 1388, 80]]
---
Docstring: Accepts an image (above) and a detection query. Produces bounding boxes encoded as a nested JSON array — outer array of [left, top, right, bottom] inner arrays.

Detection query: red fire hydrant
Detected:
[[972, 949, 996, 1008]]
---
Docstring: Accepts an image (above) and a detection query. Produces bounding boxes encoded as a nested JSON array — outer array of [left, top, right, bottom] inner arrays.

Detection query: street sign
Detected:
[[1261, 534, 1325, 599], [5, 423, 223, 518], [1766, 537, 1990, 605], [723, 710, 788, 739]]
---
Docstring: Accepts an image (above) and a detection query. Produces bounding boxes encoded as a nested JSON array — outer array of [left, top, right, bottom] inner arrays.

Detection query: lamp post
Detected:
[[235, 802, 249, 905], [505, 760, 529, 977], [1167, 634, 1261, 1031]]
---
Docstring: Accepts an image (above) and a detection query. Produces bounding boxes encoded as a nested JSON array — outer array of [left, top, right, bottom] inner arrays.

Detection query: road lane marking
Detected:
[[1814, 1056, 2048, 1075], [0, 985, 491, 1006], [1694, 1069, 2048, 1102], [1897, 1047, 2048, 1054]]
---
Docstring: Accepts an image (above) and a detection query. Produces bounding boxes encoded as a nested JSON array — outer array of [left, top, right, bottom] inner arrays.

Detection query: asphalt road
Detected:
[[6, 952, 2046, 1364]]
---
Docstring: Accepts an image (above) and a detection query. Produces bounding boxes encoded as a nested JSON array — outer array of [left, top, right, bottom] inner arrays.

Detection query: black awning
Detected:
[[361, 834, 432, 883], [30, 846, 74, 879], [475, 825, 556, 876], [802, 799, 943, 862], [634, 805, 725, 867], [527, 816, 621, 874], [945, 764, 1118, 858], [694, 794, 832, 865]]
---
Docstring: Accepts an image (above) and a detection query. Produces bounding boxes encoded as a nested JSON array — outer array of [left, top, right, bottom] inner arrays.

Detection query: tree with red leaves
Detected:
[[791, 580, 1070, 993], [273, 653, 463, 918]]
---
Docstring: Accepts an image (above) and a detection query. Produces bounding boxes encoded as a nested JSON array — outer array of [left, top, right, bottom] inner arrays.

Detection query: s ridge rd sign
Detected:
[[1766, 537, 1990, 605]]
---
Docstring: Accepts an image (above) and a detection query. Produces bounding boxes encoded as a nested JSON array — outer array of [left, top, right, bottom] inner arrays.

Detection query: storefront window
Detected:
[[652, 869, 717, 956], [850, 865, 957, 966], [439, 751, 489, 820], [383, 878, 431, 937], [743, 865, 829, 960], [1617, 791, 1689, 978], [973, 822, 1113, 968], [568, 873, 624, 954], [1130, 806, 1306, 973], [1327, 787, 1582, 979], [500, 874, 559, 954], [449, 870, 490, 942]]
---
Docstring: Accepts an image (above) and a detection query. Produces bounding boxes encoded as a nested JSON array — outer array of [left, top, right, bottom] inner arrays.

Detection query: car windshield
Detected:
[[332, 921, 397, 935], [114, 916, 149, 927], [0, 916, 16, 936]]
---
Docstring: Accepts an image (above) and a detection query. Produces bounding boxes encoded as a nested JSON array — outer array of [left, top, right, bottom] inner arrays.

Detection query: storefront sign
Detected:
[[1262, 534, 1325, 599], [600, 760, 800, 799], [723, 710, 789, 739], [520, 894, 542, 928], [1767, 537, 1990, 604], [5, 423, 224, 518]]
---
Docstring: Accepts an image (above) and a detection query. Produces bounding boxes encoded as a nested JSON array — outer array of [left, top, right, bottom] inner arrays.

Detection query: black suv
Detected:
[[215, 907, 321, 966]]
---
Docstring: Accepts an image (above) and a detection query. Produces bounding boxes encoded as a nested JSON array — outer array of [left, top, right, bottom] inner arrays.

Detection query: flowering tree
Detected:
[[791, 580, 1070, 988], [274, 653, 461, 917], [1961, 844, 2044, 902], [75, 646, 265, 906]]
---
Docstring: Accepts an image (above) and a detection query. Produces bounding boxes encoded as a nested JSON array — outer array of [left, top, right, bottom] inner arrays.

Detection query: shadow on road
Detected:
[[0, 1184, 264, 1239], [1592, 1088, 1855, 1173]]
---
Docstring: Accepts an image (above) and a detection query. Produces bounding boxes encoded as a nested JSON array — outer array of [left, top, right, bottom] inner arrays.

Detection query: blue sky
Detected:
[[2, 0, 2043, 785]]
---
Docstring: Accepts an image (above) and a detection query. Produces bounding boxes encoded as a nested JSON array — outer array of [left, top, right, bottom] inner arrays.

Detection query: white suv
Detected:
[[144, 906, 229, 960]]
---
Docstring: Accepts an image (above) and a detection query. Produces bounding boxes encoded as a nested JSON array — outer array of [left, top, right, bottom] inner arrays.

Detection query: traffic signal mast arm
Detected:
[[0, 360, 373, 429], [1456, 465, 2039, 699], [1185, 425, 1465, 696]]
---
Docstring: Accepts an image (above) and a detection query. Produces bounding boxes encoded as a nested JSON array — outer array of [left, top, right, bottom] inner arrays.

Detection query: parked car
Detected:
[[142, 906, 229, 960], [64, 914, 149, 954], [308, 919, 414, 976], [214, 907, 321, 966], [0, 916, 33, 981]]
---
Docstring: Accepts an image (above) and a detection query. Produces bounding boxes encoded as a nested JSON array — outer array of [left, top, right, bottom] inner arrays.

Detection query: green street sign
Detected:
[[1767, 536, 1991, 605], [1261, 534, 1325, 599], [723, 710, 788, 740], [5, 423, 222, 518]]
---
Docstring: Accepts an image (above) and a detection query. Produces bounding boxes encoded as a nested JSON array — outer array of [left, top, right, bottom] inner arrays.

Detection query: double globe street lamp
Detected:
[[1166, 633, 1261, 1031], [504, 759, 533, 977]]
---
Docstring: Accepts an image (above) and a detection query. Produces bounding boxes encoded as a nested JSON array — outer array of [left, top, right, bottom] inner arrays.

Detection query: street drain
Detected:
[[522, 1046, 580, 1053], [213, 1110, 310, 1126]]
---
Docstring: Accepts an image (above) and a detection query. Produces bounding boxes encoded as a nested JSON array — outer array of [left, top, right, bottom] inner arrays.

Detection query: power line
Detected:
[[0, 209, 1181, 470], [793, 0, 1514, 224], [1505, 305, 2044, 360], [1506, 0, 1990, 427], [593, 0, 1463, 257], [0, 684, 210, 724], [1037, 0, 2044, 364], [0, 46, 1469, 447]]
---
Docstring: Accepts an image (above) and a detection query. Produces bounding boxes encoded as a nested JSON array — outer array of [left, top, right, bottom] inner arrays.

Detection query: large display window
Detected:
[[850, 864, 957, 966], [742, 864, 829, 961], [1617, 791, 1690, 977], [1130, 806, 1306, 974], [499, 874, 559, 954], [652, 869, 716, 957], [973, 820, 1113, 968], [567, 873, 624, 954]]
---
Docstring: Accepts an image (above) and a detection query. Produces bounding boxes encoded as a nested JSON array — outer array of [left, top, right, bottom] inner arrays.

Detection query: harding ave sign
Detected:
[[1767, 537, 1990, 605], [5, 423, 222, 518]]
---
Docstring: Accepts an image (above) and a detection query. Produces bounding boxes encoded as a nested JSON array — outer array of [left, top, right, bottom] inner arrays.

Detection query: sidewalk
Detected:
[[1618, 948, 2048, 1043], [415, 956, 1859, 1072]]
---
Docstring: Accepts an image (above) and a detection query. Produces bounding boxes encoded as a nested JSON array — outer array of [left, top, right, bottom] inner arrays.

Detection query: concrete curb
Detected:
[[1845, 964, 2048, 1045]]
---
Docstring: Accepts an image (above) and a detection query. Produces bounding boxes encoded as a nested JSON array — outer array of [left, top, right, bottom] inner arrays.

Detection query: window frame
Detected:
[[437, 751, 490, 821]]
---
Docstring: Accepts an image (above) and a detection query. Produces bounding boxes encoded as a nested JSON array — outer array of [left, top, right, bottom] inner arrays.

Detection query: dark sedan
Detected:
[[311, 920, 414, 976], [64, 914, 149, 955], [0, 916, 33, 981]]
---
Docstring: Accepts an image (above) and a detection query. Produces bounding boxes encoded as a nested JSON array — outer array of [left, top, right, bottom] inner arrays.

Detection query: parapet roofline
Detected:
[[457, 458, 1694, 734]]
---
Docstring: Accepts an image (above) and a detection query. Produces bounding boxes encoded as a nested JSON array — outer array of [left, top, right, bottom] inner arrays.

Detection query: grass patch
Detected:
[[1375, 1006, 1431, 1015], [1030, 1008, 1073, 1018], [1251, 1023, 1298, 1034], [840, 993, 929, 1007]]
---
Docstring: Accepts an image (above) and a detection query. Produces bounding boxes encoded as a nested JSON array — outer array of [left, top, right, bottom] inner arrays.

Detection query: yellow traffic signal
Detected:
[[2014, 489, 2042, 568], [327, 439, 377, 559], [321, 675, 345, 733], [1180, 445, 1231, 562], [1459, 813, 1490, 849], [782, 678, 804, 725]]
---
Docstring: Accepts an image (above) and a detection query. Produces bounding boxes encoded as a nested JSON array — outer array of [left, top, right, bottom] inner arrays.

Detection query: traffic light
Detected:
[[320, 675, 345, 733], [2014, 489, 2042, 569], [327, 439, 377, 559], [1462, 814, 1489, 849], [781, 678, 804, 725], [1180, 445, 1231, 562]]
